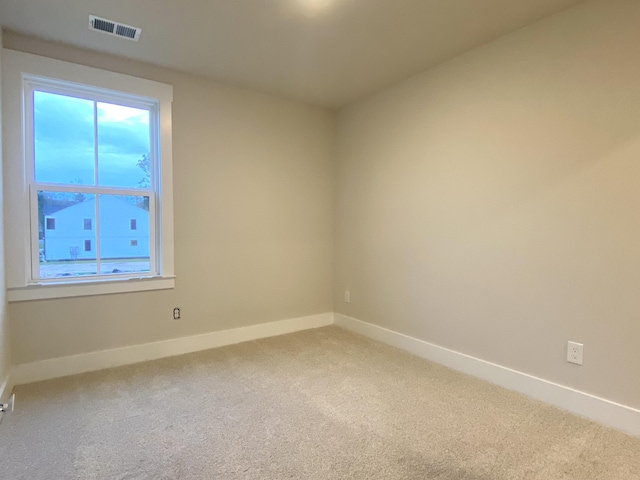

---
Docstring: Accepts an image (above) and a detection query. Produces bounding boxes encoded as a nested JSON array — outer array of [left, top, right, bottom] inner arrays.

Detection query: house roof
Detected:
[[43, 202, 72, 216]]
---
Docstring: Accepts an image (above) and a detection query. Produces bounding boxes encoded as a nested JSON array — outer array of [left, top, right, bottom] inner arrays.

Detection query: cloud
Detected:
[[97, 102, 150, 157], [34, 91, 151, 188]]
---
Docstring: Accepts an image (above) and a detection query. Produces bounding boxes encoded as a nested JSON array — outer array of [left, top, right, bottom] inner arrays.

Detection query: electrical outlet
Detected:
[[567, 341, 583, 365], [173, 307, 181, 320], [344, 290, 350, 303]]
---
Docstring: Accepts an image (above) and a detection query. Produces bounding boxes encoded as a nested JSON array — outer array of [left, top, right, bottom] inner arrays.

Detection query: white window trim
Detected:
[[24, 77, 161, 283], [3, 49, 175, 301]]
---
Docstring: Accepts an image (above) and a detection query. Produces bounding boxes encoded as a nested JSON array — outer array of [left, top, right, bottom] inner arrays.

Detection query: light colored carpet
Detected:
[[1, 326, 639, 479]]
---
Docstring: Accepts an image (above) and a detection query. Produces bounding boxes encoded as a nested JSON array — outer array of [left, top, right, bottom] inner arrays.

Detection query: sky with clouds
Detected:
[[34, 91, 150, 188]]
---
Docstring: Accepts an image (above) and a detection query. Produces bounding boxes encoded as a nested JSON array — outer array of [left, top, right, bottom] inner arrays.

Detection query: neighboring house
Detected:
[[43, 196, 150, 261], [40, 200, 72, 239]]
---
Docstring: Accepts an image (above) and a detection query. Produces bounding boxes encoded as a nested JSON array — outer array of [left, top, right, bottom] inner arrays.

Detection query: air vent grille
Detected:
[[115, 24, 138, 39], [93, 18, 115, 34], [89, 15, 141, 41]]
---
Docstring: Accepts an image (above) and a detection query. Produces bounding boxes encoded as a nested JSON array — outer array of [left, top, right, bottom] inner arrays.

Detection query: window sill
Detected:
[[7, 276, 176, 302]]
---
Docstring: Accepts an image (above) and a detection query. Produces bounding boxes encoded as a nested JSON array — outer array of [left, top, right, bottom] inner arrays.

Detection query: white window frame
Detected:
[[3, 49, 175, 301], [25, 76, 160, 282]]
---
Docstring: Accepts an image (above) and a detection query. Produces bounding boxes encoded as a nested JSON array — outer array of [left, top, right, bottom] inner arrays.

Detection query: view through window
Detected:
[[32, 88, 156, 280]]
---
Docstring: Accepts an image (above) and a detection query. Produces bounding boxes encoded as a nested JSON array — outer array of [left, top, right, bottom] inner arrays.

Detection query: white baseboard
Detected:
[[0, 371, 15, 424], [10, 311, 640, 438], [335, 313, 640, 438], [12, 312, 333, 386], [0, 372, 14, 403]]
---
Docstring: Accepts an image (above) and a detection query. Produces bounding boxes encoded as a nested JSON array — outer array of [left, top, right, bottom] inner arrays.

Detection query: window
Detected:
[[4, 50, 175, 301], [30, 83, 155, 280]]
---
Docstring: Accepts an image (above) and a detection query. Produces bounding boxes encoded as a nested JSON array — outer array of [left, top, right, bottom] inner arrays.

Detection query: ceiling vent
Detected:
[[89, 15, 142, 41]]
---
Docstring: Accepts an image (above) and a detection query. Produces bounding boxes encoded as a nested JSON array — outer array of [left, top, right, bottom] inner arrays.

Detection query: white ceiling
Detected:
[[0, 0, 584, 108]]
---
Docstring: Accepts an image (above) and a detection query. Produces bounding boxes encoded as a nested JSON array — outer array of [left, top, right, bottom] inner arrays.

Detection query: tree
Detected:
[[137, 153, 151, 211], [38, 191, 45, 239], [137, 153, 151, 189], [69, 178, 86, 203]]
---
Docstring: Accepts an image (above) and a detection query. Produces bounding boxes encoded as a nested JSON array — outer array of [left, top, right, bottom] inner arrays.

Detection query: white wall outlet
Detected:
[[567, 341, 583, 365], [344, 290, 350, 303]]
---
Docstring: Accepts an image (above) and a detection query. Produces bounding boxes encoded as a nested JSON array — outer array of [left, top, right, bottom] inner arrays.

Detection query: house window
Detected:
[[4, 50, 175, 301], [130, 239, 138, 247]]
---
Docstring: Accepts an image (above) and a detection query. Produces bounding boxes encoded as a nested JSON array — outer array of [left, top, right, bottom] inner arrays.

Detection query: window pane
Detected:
[[97, 102, 151, 188], [38, 191, 97, 278], [98, 195, 150, 275], [34, 91, 95, 185]]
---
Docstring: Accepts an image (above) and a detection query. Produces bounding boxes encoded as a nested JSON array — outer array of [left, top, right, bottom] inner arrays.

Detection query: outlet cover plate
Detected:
[[567, 341, 583, 365]]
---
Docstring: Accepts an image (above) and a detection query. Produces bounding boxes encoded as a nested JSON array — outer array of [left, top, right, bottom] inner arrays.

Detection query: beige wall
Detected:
[[0, 30, 13, 396], [4, 0, 639, 413], [335, 0, 640, 409], [4, 32, 335, 364]]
